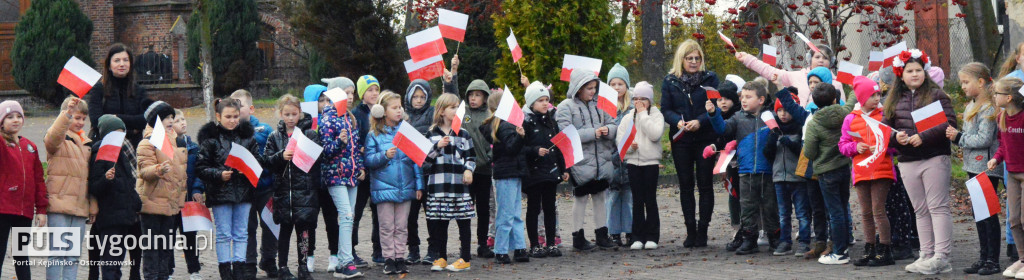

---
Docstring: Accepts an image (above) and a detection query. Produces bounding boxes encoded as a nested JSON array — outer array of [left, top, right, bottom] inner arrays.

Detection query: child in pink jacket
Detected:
[[735, 44, 845, 108]]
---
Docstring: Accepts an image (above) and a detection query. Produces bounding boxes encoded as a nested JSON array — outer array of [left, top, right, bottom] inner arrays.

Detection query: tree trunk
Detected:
[[964, 0, 999, 66], [198, 3, 216, 122], [404, 0, 420, 33], [640, 0, 664, 84]]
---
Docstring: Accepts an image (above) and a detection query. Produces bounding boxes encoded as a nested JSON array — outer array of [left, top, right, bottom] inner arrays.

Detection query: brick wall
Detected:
[[74, 0, 113, 68]]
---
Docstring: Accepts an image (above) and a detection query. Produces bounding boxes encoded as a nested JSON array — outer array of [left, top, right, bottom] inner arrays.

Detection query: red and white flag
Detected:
[[406, 26, 447, 63], [868, 51, 884, 72], [262, 199, 280, 238], [703, 86, 721, 99], [762, 44, 778, 66], [507, 29, 523, 63], [150, 116, 174, 160], [181, 201, 214, 232], [300, 101, 318, 130], [551, 125, 584, 168], [393, 121, 433, 167], [966, 173, 1001, 222], [452, 101, 466, 135], [794, 32, 821, 54], [322, 87, 349, 113], [724, 176, 737, 197], [718, 31, 735, 49], [597, 82, 618, 118], [672, 129, 685, 143], [761, 111, 779, 130], [560, 54, 602, 82], [404, 55, 445, 81], [911, 100, 947, 133], [617, 116, 636, 160], [882, 42, 908, 68], [494, 85, 524, 127], [713, 140, 737, 174], [95, 131, 126, 163], [225, 142, 263, 188], [286, 131, 323, 173], [836, 61, 864, 85], [57, 56, 102, 98], [437, 8, 468, 42], [854, 114, 892, 168]]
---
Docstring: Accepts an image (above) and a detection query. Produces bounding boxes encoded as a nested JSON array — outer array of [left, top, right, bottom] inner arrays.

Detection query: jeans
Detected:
[[493, 178, 527, 254], [629, 164, 661, 243], [212, 203, 251, 263], [775, 182, 811, 245], [329, 185, 358, 264], [672, 142, 716, 228], [818, 167, 851, 255], [805, 179, 829, 242], [46, 213, 87, 280], [140, 214, 177, 280], [606, 187, 633, 235], [377, 201, 411, 259], [316, 187, 339, 256], [247, 192, 277, 264]]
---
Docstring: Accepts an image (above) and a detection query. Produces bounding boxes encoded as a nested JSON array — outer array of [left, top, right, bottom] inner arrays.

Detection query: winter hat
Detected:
[[97, 114, 125, 139], [405, 79, 432, 108], [322, 77, 355, 92], [303, 84, 328, 103], [523, 81, 551, 112], [144, 101, 175, 127], [633, 81, 654, 102], [724, 74, 746, 89], [607, 63, 630, 86], [807, 67, 834, 84], [356, 75, 380, 99], [852, 76, 880, 106], [928, 66, 945, 87], [717, 80, 740, 106], [774, 92, 799, 112], [0, 100, 24, 126]]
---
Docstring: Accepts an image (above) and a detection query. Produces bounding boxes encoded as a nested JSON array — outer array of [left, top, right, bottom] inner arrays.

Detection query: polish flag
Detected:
[[322, 87, 349, 113], [551, 125, 584, 168], [718, 31, 735, 49], [617, 116, 636, 160], [672, 129, 685, 143], [560, 54, 602, 82], [95, 131, 126, 163], [762, 44, 778, 66], [181, 202, 214, 232], [794, 32, 821, 54], [437, 8, 468, 42], [703, 86, 721, 99], [713, 140, 737, 174], [910, 100, 947, 133], [393, 121, 432, 167], [150, 116, 174, 160], [494, 85, 524, 127], [57, 56, 102, 98], [966, 173, 1001, 222], [262, 199, 280, 238], [882, 42, 908, 68], [404, 55, 445, 81], [225, 142, 263, 188], [724, 176, 737, 197], [868, 51, 884, 72], [760, 111, 779, 130], [452, 101, 466, 135], [406, 26, 447, 63], [286, 131, 323, 173], [836, 61, 864, 85], [300, 101, 318, 130], [507, 29, 523, 63], [597, 82, 618, 118]]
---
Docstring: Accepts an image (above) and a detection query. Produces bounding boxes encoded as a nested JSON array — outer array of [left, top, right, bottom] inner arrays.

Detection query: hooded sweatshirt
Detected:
[[555, 70, 617, 187], [463, 79, 492, 175], [405, 79, 435, 134]]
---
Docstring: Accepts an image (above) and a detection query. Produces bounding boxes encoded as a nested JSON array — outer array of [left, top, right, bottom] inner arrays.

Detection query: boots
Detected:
[[611, 234, 624, 247], [259, 258, 279, 278], [725, 230, 743, 252], [218, 263, 234, 280], [853, 243, 875, 266], [296, 257, 312, 280], [804, 241, 827, 259], [572, 229, 597, 251], [695, 222, 709, 248], [682, 222, 697, 248], [276, 267, 296, 280], [595, 227, 615, 248], [735, 231, 759, 255], [246, 262, 258, 279], [868, 243, 895, 267], [231, 262, 247, 280]]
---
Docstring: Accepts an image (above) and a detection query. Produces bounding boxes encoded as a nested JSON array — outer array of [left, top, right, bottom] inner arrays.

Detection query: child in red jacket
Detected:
[[991, 77, 1024, 277], [0, 100, 48, 279]]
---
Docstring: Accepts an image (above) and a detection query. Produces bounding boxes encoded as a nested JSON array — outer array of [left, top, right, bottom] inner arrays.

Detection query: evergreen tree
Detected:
[[10, 0, 94, 105]]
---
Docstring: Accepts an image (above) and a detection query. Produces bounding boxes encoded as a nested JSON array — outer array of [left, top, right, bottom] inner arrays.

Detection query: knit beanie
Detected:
[[0, 100, 24, 127], [357, 75, 380, 99], [807, 67, 834, 84], [523, 81, 551, 112], [144, 101, 175, 128], [633, 81, 654, 102], [322, 77, 355, 92], [717, 80, 740, 107], [98, 114, 126, 139], [304, 84, 328, 103], [852, 76, 880, 106], [928, 67, 945, 87], [607, 63, 630, 86]]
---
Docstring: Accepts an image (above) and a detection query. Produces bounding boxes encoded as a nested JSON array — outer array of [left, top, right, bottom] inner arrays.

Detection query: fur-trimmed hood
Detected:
[[198, 120, 255, 143]]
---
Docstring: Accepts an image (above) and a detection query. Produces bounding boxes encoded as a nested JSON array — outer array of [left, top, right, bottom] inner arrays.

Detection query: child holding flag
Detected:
[[137, 101, 188, 280], [197, 98, 262, 280], [735, 44, 845, 108], [404, 79, 434, 265], [711, 79, 745, 252], [762, 87, 812, 257], [43, 97, 94, 280], [0, 100, 47, 280], [88, 114, 142, 280], [616, 82, 664, 250], [991, 77, 1024, 277], [606, 63, 634, 248], [174, 109, 206, 279], [522, 81, 567, 258], [481, 90, 530, 264]]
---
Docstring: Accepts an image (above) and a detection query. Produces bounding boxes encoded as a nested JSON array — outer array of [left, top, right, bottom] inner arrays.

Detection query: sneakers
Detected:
[[919, 256, 952, 275], [333, 264, 363, 278], [327, 255, 340, 272], [513, 249, 530, 262], [530, 246, 547, 258], [978, 260, 1000, 276], [420, 251, 438, 266], [189, 273, 202, 280], [306, 256, 315, 272], [818, 253, 850, 265], [796, 242, 811, 257], [430, 258, 447, 272], [445, 258, 470, 272], [394, 258, 409, 274], [905, 256, 929, 273], [1006, 261, 1024, 277], [964, 260, 985, 274], [644, 241, 658, 250], [757, 230, 768, 246], [546, 246, 562, 257], [371, 252, 385, 264], [725, 232, 743, 252], [494, 254, 512, 264], [351, 254, 369, 268], [773, 242, 793, 256], [382, 259, 397, 275], [630, 241, 644, 250], [407, 247, 422, 265]]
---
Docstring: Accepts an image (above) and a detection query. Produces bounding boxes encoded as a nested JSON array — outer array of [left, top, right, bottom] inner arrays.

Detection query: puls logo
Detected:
[[11, 227, 82, 257]]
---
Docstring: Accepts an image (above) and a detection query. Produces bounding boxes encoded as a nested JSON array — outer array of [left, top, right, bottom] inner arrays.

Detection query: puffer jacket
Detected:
[[136, 126, 188, 216], [364, 125, 423, 204], [954, 102, 1001, 177], [555, 70, 618, 186], [319, 105, 363, 188], [0, 136, 48, 218], [481, 119, 527, 180], [88, 137, 141, 229], [406, 79, 435, 134], [522, 109, 566, 188], [661, 71, 720, 145], [617, 107, 665, 167], [883, 87, 957, 162], [763, 117, 805, 183], [44, 112, 95, 217], [461, 79, 493, 176], [710, 108, 772, 174], [196, 121, 259, 205], [803, 103, 853, 175], [265, 115, 321, 225], [839, 108, 895, 184]]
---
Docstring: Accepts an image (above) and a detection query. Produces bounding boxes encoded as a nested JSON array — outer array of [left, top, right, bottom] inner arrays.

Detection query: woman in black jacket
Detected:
[[88, 115, 143, 280], [87, 43, 154, 146], [521, 82, 567, 258]]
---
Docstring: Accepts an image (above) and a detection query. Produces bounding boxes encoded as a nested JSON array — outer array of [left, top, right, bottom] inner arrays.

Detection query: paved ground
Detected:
[[4, 108, 999, 279]]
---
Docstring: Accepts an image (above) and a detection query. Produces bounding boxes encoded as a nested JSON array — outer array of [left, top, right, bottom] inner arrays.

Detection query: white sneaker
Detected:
[[817, 253, 849, 265], [1015, 270, 1024, 279], [306, 256, 316, 272], [327, 255, 340, 272], [189, 273, 202, 280], [644, 241, 658, 250], [757, 230, 768, 246], [904, 256, 928, 273], [1005, 261, 1024, 277], [630, 241, 643, 250], [919, 256, 952, 275]]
